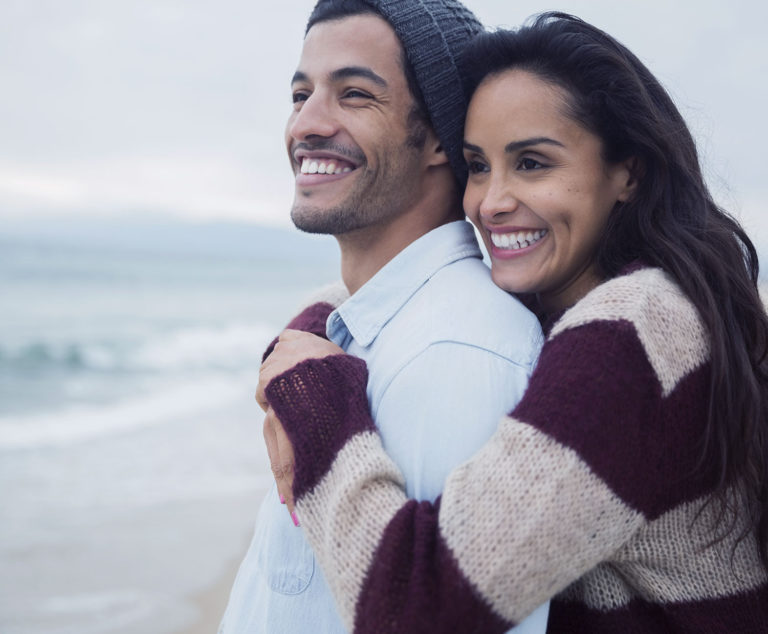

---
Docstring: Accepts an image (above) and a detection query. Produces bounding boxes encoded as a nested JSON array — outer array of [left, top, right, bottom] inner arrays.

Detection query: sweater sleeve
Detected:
[[264, 269, 711, 633], [262, 301, 336, 362], [262, 280, 349, 361]]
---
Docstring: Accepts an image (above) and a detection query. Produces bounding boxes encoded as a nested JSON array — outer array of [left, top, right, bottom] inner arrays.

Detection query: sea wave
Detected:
[[0, 374, 253, 450], [0, 322, 276, 374]]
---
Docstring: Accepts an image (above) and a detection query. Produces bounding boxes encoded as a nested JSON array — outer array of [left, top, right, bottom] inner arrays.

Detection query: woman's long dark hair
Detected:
[[461, 13, 768, 565]]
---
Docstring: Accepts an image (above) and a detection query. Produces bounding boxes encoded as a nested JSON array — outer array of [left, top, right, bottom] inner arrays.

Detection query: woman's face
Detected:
[[463, 69, 635, 312]]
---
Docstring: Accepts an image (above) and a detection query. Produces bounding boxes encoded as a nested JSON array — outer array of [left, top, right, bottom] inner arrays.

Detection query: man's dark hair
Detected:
[[303, 0, 484, 183], [306, 0, 429, 134]]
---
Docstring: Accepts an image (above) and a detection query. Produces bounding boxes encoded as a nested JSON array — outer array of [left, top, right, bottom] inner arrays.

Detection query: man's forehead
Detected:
[[296, 13, 404, 82]]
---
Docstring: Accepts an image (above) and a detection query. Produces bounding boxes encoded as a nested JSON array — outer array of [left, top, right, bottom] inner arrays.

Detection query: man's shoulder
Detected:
[[386, 256, 543, 365], [425, 256, 538, 327]]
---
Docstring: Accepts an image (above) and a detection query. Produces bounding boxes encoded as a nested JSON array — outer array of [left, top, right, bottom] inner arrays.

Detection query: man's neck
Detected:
[[333, 165, 463, 295], [337, 212, 459, 295]]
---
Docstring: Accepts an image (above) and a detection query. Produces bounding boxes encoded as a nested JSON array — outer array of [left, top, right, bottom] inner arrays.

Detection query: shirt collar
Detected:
[[327, 220, 482, 348]]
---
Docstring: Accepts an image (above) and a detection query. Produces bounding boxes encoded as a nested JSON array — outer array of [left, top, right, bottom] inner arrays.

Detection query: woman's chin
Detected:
[[490, 268, 538, 297]]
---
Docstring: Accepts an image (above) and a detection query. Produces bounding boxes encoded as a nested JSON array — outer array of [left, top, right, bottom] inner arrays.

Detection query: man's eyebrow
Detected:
[[330, 66, 388, 88], [290, 67, 388, 88]]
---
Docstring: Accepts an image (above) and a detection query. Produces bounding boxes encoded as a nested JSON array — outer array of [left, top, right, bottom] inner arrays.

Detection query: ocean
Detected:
[[0, 218, 338, 633]]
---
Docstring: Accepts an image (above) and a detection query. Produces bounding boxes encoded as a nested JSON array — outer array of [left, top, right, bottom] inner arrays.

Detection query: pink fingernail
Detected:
[[291, 511, 300, 527], [279, 494, 285, 505]]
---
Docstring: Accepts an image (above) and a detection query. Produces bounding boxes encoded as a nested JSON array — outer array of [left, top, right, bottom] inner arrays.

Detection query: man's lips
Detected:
[[293, 144, 362, 173], [298, 156, 355, 175]]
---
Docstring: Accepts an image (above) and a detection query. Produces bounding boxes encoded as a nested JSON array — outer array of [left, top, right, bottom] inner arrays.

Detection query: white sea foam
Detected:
[[127, 322, 275, 371], [0, 374, 251, 450], [1, 322, 276, 374]]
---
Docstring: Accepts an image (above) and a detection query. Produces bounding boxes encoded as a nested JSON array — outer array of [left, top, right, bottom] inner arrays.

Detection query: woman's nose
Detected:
[[477, 178, 521, 223]]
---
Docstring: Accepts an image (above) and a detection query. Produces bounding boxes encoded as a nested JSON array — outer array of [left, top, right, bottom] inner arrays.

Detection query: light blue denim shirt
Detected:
[[220, 220, 549, 633]]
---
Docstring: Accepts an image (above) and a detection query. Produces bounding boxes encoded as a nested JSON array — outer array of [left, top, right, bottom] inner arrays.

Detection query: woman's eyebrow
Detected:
[[504, 137, 564, 153]]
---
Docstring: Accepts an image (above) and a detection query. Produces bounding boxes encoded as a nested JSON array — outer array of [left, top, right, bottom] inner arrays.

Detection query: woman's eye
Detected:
[[466, 160, 488, 175], [519, 157, 544, 170]]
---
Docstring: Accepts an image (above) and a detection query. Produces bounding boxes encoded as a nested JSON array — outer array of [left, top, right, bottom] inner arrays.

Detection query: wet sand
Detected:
[[177, 560, 241, 634], [0, 400, 270, 634]]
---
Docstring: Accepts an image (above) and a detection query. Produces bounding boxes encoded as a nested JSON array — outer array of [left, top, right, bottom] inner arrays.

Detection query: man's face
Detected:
[[285, 14, 429, 235]]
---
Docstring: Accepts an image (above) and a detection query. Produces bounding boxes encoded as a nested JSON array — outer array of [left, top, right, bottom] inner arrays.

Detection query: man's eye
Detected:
[[343, 89, 371, 99], [292, 92, 309, 104]]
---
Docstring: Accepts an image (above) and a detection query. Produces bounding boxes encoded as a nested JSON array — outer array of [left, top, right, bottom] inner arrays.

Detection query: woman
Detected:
[[258, 13, 768, 633]]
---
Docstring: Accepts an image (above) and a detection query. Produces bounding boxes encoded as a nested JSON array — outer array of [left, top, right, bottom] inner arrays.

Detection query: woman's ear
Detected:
[[617, 156, 642, 202]]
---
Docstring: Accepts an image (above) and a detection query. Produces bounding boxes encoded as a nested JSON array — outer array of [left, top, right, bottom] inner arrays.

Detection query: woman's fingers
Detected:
[[258, 330, 345, 410], [258, 329, 345, 525], [263, 408, 298, 523], [273, 411, 297, 521]]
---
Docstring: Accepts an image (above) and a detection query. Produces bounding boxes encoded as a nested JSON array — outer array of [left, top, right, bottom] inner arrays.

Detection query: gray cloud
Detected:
[[1, 0, 766, 252]]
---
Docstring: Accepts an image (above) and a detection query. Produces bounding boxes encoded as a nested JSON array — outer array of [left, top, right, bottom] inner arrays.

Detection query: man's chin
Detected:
[[290, 205, 347, 235]]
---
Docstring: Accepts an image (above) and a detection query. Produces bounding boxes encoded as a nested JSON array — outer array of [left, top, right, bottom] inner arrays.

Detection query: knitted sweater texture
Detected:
[[265, 267, 768, 633]]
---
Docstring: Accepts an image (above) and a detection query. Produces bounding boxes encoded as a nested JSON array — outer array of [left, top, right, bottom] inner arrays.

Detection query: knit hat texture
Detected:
[[363, 0, 483, 184], [312, 0, 483, 184]]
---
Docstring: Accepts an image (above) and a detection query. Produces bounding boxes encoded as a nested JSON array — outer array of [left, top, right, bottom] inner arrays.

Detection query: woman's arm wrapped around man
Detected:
[[262, 268, 768, 633]]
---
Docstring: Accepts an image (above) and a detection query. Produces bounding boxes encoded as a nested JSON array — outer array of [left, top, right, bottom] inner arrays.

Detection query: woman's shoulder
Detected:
[[553, 265, 697, 332], [550, 265, 709, 387]]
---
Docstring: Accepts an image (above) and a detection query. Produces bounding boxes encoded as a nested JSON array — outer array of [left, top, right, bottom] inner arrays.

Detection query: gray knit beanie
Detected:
[[310, 0, 484, 185]]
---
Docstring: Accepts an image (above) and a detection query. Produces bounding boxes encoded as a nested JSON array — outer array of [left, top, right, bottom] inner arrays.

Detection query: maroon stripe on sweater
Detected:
[[513, 320, 713, 519], [262, 301, 335, 362], [355, 497, 512, 634], [548, 581, 768, 633], [266, 354, 376, 499]]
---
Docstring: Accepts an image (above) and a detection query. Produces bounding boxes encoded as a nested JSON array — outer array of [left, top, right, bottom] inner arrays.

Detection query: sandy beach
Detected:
[[0, 395, 273, 634], [177, 559, 243, 634]]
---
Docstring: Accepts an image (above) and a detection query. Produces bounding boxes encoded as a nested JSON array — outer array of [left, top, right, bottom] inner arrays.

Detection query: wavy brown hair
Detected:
[[460, 12, 768, 566]]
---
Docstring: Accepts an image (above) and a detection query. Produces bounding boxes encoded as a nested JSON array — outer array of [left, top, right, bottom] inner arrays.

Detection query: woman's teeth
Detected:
[[490, 229, 547, 250], [300, 158, 354, 175]]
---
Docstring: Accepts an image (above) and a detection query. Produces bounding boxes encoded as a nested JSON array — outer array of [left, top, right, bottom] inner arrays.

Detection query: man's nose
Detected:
[[288, 93, 339, 141]]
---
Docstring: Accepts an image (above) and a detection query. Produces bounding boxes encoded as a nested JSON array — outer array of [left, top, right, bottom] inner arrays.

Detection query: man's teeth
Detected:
[[300, 158, 353, 175], [490, 229, 547, 250]]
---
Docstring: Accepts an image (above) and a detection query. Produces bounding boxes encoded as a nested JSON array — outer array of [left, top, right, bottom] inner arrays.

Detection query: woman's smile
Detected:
[[488, 228, 549, 256], [462, 69, 635, 312]]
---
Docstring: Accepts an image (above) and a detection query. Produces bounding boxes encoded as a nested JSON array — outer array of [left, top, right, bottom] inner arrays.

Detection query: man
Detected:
[[219, 1, 549, 632]]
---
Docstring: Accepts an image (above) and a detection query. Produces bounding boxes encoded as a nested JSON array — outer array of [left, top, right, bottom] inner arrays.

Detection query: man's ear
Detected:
[[424, 128, 450, 168]]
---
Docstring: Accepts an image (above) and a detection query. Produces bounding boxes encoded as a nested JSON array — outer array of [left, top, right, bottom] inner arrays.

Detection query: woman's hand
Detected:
[[257, 329, 346, 410], [257, 329, 346, 523], [262, 407, 299, 521]]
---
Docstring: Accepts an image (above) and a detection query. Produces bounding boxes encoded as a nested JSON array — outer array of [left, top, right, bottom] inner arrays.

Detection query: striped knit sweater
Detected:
[[264, 266, 768, 633]]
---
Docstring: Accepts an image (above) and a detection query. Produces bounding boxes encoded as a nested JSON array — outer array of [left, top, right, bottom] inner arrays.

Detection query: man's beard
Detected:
[[290, 180, 373, 235], [290, 154, 419, 236], [289, 112, 428, 236]]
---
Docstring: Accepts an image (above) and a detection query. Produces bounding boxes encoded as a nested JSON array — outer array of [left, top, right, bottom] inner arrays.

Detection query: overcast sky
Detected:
[[2, 0, 767, 251]]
